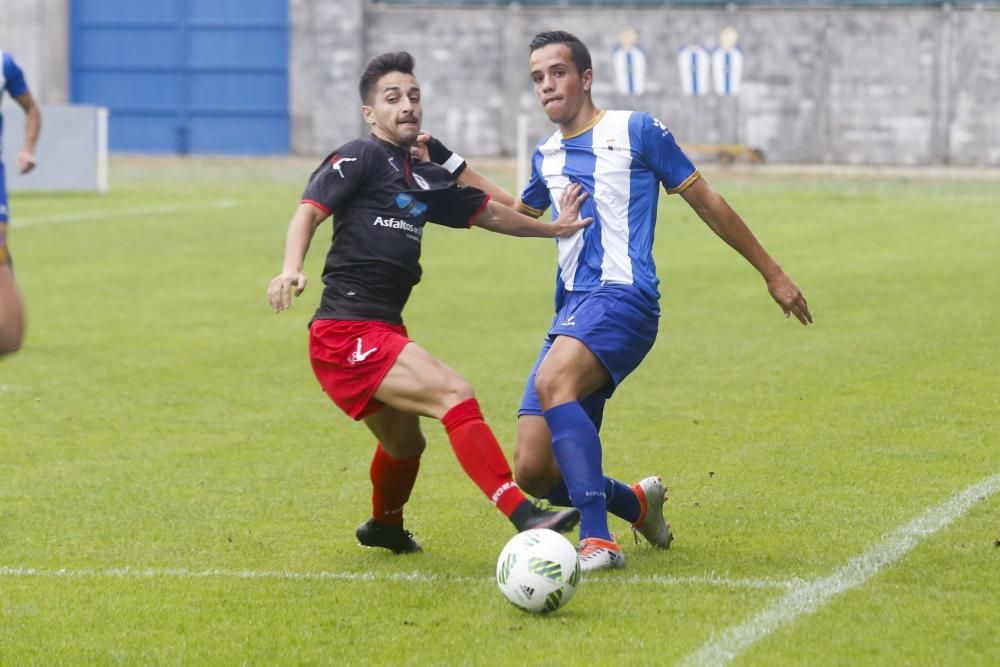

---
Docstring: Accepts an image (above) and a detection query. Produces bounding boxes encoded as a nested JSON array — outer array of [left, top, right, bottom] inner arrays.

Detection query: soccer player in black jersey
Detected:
[[267, 52, 592, 554]]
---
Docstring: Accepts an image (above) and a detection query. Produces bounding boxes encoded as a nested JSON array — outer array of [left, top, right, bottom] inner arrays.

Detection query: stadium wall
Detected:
[[297, 1, 1000, 166], [2, 1, 997, 165], [0, 0, 68, 105]]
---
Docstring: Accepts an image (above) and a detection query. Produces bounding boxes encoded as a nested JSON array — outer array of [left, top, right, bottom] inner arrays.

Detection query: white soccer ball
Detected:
[[496, 528, 581, 613]]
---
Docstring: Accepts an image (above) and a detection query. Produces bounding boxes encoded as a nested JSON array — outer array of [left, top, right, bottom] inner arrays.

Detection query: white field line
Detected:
[[0, 565, 794, 590], [16, 200, 238, 227], [681, 474, 1000, 667]]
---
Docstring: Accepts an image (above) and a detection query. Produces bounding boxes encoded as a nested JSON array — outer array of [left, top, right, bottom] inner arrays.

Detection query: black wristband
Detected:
[[425, 136, 452, 163], [425, 136, 467, 175]]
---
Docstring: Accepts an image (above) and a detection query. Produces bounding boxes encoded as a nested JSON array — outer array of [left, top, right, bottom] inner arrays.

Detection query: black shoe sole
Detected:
[[524, 508, 580, 534]]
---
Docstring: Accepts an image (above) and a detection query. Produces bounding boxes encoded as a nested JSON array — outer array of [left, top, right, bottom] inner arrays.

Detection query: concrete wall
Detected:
[[299, 2, 1000, 166], [0, 0, 68, 106], [3, 0, 997, 164]]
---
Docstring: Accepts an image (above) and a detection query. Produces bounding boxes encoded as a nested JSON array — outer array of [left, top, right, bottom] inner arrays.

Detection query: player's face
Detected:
[[529, 44, 592, 127], [363, 72, 423, 147]]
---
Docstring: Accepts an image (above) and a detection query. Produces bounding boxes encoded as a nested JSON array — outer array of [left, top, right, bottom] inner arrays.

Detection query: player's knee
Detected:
[[441, 377, 475, 410], [533, 369, 570, 409]]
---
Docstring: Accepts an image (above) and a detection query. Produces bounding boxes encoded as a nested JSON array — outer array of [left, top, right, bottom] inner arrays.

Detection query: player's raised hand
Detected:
[[766, 272, 812, 325], [551, 183, 593, 237], [268, 271, 308, 313], [411, 131, 431, 162]]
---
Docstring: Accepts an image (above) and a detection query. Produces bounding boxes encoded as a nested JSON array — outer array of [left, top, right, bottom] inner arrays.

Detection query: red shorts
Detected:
[[309, 319, 411, 420]]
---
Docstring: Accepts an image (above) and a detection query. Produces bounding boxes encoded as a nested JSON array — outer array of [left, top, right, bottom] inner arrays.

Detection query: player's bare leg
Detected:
[[513, 415, 561, 497], [0, 239, 25, 356], [373, 342, 474, 419], [372, 343, 579, 533]]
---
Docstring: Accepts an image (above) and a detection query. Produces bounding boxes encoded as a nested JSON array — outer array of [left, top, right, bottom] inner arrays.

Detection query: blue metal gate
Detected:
[[70, 0, 289, 154]]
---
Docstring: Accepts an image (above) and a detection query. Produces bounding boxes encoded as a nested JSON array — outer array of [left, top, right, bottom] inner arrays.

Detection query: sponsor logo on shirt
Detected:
[[373, 216, 423, 237], [394, 193, 427, 217]]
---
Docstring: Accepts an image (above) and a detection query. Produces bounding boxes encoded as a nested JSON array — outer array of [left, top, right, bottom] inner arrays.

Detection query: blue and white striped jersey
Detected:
[[517, 110, 699, 307], [0, 51, 29, 158]]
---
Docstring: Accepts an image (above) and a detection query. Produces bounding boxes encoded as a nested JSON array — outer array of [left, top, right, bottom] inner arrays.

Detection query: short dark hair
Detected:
[[529, 31, 592, 76], [359, 51, 416, 104]]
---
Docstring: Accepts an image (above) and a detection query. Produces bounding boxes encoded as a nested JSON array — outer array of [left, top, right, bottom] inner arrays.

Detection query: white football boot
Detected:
[[577, 535, 625, 572], [630, 476, 673, 549]]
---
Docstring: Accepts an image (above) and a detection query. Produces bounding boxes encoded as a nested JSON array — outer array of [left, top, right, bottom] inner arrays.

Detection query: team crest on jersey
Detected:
[[412, 173, 430, 190]]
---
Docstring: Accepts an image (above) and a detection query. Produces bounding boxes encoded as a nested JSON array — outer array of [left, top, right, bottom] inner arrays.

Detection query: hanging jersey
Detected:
[[0, 51, 29, 159], [516, 110, 699, 308]]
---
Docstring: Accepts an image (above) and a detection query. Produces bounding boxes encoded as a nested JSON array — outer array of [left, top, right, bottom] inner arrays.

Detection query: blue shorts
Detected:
[[518, 284, 660, 425]]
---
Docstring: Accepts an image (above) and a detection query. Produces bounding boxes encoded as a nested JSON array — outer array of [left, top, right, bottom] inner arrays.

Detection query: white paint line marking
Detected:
[[0, 565, 793, 590], [681, 474, 1000, 667], [17, 200, 238, 227]]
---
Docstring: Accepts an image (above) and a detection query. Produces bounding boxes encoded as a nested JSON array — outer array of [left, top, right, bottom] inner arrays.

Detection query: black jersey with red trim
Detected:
[[301, 135, 489, 324]]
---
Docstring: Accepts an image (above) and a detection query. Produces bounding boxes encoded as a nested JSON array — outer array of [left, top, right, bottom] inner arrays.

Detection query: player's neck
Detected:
[[558, 102, 602, 137], [370, 127, 414, 151]]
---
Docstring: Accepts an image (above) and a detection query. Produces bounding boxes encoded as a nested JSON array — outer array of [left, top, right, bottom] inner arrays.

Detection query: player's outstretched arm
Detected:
[[681, 177, 812, 325], [458, 166, 516, 208], [473, 183, 591, 238], [14, 91, 40, 174], [415, 133, 517, 207], [267, 203, 328, 312]]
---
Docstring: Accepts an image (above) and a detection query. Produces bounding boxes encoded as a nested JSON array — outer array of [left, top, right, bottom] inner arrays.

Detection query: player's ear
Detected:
[[582, 69, 593, 93], [361, 105, 375, 126]]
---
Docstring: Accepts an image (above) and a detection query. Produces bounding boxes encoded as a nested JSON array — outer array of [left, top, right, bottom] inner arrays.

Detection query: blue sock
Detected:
[[544, 477, 641, 524], [543, 401, 610, 540]]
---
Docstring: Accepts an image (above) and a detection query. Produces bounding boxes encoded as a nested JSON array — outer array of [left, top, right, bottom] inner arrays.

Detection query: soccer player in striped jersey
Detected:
[[0, 50, 41, 355], [423, 31, 812, 571]]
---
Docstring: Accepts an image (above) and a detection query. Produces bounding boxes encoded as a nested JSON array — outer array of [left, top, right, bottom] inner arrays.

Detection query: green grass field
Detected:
[[3, 156, 998, 665]]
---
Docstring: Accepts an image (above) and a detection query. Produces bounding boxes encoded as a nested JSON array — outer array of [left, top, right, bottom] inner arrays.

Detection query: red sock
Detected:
[[442, 398, 527, 517], [369, 443, 421, 526]]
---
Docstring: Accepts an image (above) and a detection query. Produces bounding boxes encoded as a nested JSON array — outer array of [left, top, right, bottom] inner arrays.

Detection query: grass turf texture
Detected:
[[2, 157, 998, 664]]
